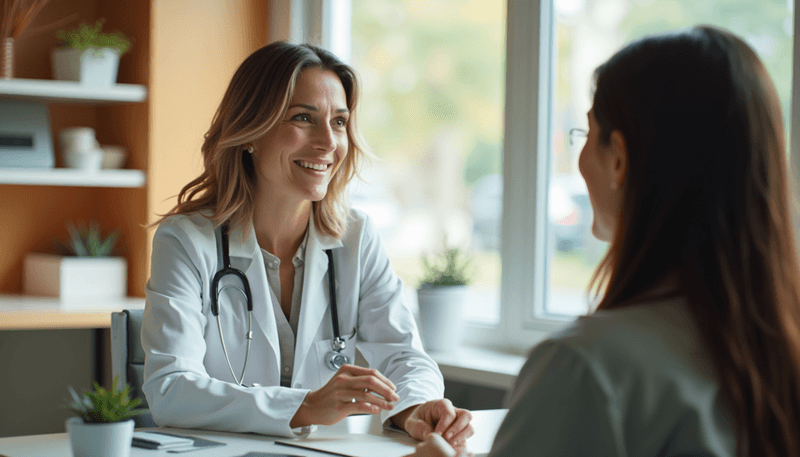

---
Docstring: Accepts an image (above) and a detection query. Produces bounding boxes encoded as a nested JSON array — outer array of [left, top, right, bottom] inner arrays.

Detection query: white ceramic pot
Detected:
[[66, 417, 134, 457], [416, 285, 469, 353], [52, 47, 121, 87]]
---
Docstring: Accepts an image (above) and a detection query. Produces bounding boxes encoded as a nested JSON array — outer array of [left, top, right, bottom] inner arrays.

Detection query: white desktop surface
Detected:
[[0, 409, 506, 457]]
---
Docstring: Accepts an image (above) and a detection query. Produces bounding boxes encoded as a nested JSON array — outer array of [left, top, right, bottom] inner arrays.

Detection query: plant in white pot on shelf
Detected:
[[23, 221, 128, 305], [52, 19, 132, 87], [416, 247, 473, 353], [66, 376, 145, 457]]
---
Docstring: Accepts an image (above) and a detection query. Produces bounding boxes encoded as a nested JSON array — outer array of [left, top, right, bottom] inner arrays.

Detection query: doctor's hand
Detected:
[[394, 399, 474, 453], [290, 364, 400, 428]]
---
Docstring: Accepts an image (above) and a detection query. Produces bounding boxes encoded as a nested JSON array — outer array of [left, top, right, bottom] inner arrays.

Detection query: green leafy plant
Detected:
[[56, 19, 132, 56], [55, 221, 120, 257], [67, 376, 145, 423], [419, 247, 473, 288]]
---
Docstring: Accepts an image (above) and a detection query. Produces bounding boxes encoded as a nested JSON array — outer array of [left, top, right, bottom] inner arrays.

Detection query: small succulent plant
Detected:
[[419, 247, 473, 288], [55, 221, 120, 257], [57, 18, 132, 56], [67, 376, 145, 423]]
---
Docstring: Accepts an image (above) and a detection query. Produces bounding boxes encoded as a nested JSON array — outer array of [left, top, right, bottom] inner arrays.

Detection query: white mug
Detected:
[[64, 148, 103, 171], [60, 127, 98, 153]]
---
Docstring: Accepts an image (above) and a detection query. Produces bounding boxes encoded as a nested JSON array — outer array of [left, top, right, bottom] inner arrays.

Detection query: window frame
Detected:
[[294, 0, 800, 354]]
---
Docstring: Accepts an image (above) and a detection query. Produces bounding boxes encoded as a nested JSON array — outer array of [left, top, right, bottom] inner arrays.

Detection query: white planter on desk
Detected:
[[23, 254, 127, 305], [52, 47, 121, 87], [66, 417, 133, 457]]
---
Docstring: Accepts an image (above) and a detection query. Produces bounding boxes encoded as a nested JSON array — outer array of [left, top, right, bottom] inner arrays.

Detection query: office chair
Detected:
[[111, 309, 157, 428]]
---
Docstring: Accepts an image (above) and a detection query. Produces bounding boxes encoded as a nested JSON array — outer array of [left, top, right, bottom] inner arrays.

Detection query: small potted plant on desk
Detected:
[[416, 247, 473, 353], [66, 376, 145, 457], [52, 18, 132, 86]]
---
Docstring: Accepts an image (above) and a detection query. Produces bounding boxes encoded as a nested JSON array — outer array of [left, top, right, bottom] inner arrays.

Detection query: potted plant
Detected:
[[416, 247, 473, 353], [66, 376, 145, 457], [52, 18, 132, 86], [23, 221, 128, 305]]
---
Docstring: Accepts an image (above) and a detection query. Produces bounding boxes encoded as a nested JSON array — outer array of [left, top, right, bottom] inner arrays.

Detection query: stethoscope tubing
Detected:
[[325, 249, 345, 348], [211, 222, 349, 387]]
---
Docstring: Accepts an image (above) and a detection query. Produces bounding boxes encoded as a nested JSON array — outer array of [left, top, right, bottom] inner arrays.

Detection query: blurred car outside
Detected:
[[469, 173, 593, 252]]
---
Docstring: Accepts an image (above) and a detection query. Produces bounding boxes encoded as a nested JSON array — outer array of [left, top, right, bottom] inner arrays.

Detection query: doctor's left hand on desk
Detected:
[[290, 365, 400, 428], [392, 398, 474, 452]]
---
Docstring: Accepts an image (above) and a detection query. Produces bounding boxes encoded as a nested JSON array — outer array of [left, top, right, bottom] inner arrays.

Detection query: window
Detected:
[[316, 0, 797, 350], [349, 0, 507, 326], [546, 0, 795, 319]]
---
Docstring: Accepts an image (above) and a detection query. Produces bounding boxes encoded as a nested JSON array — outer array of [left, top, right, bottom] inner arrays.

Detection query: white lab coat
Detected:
[[141, 208, 444, 437]]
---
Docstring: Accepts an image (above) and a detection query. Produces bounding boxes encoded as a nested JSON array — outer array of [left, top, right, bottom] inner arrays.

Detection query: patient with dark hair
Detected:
[[408, 25, 800, 457]]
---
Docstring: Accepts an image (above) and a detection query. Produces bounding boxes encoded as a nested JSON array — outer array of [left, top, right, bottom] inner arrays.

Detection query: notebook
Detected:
[[132, 431, 194, 450], [131, 431, 226, 453]]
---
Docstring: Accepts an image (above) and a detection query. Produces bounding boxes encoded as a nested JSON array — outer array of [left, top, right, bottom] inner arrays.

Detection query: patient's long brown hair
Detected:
[[153, 42, 367, 238], [589, 26, 800, 456]]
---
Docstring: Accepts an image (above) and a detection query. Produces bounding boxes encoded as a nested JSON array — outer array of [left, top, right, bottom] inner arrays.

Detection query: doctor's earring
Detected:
[[245, 145, 254, 154]]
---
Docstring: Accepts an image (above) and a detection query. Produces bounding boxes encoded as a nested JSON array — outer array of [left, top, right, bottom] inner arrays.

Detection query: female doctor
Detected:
[[141, 41, 473, 448]]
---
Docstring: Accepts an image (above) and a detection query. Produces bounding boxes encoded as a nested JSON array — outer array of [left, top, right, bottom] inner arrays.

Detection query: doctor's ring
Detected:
[[351, 398, 357, 403]]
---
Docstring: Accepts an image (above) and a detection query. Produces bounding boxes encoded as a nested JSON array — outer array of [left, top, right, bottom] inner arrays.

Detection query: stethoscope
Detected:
[[211, 223, 351, 387]]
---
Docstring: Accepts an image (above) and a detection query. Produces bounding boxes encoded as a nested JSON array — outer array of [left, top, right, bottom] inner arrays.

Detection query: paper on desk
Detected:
[[274, 433, 416, 457]]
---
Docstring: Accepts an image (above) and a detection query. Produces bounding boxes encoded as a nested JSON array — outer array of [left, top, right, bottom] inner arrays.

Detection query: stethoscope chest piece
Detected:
[[325, 336, 351, 371]]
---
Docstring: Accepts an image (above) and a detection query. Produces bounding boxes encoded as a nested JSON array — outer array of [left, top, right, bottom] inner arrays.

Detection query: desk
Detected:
[[0, 409, 507, 457], [0, 294, 146, 330]]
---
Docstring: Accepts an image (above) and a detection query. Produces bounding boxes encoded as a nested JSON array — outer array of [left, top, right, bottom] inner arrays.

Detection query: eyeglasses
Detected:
[[569, 128, 588, 146]]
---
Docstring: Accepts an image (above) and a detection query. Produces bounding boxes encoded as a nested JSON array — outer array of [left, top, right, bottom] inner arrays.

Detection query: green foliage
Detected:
[[351, 0, 504, 165], [464, 140, 501, 186], [55, 221, 120, 257], [57, 19, 132, 56], [419, 247, 473, 288], [67, 376, 145, 424]]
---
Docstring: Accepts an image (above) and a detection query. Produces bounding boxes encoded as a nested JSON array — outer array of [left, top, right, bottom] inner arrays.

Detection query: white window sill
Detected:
[[428, 346, 527, 391]]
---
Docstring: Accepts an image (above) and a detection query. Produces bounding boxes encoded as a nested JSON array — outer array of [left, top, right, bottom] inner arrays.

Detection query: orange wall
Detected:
[[148, 0, 270, 220], [147, 0, 270, 283]]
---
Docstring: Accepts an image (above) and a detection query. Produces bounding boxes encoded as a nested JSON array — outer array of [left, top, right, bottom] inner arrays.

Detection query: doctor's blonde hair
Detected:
[[155, 41, 367, 238]]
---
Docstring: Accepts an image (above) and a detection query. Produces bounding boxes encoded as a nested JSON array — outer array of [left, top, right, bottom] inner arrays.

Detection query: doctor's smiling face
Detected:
[[254, 66, 350, 205]]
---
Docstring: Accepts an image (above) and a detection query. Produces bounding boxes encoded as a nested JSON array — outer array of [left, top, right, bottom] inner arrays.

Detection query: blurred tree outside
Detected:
[[349, 0, 794, 319]]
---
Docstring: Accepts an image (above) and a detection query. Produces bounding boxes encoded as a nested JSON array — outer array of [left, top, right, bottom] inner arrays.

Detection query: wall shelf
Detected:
[[0, 168, 146, 187], [0, 78, 147, 104]]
